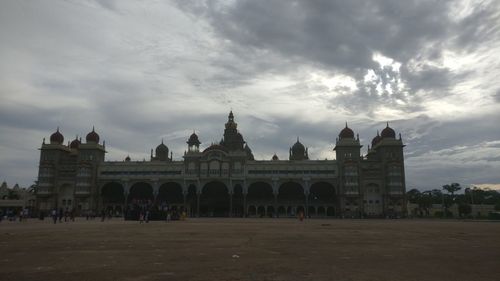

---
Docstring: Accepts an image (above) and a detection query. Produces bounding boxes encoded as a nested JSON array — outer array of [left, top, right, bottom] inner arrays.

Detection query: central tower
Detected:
[[222, 111, 245, 151]]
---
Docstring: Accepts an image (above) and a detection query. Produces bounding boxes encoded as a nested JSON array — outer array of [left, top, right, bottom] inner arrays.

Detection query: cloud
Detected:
[[0, 0, 499, 191]]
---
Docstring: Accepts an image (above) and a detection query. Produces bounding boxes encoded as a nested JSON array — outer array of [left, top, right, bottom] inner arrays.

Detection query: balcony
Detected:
[[75, 186, 91, 195], [37, 186, 52, 195]]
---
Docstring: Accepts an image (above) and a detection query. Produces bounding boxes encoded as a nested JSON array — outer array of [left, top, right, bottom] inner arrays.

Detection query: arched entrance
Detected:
[[247, 182, 274, 217], [125, 182, 154, 220], [101, 182, 125, 215], [128, 182, 154, 203], [232, 184, 244, 217], [58, 184, 75, 211], [186, 184, 197, 217], [200, 181, 229, 217], [278, 182, 305, 217], [158, 182, 184, 211], [309, 182, 336, 217]]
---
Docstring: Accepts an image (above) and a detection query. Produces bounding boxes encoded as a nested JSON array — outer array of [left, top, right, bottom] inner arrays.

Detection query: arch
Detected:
[[267, 206, 275, 218], [128, 182, 154, 203], [158, 182, 183, 205], [200, 181, 229, 217], [308, 206, 316, 216], [278, 182, 305, 201], [364, 183, 383, 217], [296, 206, 305, 216], [232, 184, 244, 217], [58, 183, 74, 209], [257, 206, 266, 217], [248, 205, 257, 216], [309, 182, 336, 203], [278, 206, 286, 217], [247, 182, 274, 205], [186, 184, 197, 217], [317, 206, 326, 216], [101, 182, 125, 204]]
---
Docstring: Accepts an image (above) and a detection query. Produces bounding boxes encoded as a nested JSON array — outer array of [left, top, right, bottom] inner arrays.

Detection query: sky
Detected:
[[0, 0, 499, 191]]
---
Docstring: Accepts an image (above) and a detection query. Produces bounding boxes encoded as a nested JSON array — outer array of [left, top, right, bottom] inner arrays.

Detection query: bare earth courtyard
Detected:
[[1, 219, 499, 281]]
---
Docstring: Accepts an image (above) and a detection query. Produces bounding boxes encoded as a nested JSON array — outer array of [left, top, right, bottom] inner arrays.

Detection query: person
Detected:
[[64, 208, 69, 222], [100, 209, 105, 222], [298, 211, 304, 222], [139, 211, 144, 224], [52, 209, 57, 224], [58, 208, 63, 223], [166, 211, 171, 222], [145, 210, 150, 223]]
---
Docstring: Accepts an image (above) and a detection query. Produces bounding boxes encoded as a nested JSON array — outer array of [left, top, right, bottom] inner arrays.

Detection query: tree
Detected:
[[406, 188, 421, 204], [442, 183, 461, 196]]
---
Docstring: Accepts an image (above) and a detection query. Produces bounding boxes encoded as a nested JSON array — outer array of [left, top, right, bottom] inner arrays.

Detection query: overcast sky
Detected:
[[1, 0, 499, 191]]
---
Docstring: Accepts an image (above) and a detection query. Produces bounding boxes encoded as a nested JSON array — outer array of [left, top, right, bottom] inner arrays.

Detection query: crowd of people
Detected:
[[0, 208, 31, 222]]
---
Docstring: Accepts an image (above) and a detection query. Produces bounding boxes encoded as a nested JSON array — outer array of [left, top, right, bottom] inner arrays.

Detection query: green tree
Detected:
[[442, 183, 461, 196]]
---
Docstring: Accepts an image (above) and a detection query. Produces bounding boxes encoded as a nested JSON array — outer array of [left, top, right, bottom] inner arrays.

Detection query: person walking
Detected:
[[52, 209, 57, 224], [58, 208, 63, 223], [100, 209, 106, 222], [139, 211, 144, 224]]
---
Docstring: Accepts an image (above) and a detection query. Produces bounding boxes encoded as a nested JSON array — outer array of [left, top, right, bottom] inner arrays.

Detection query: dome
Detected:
[[156, 140, 169, 154], [292, 138, 305, 154], [202, 144, 228, 153], [339, 123, 355, 139], [244, 144, 252, 153], [69, 136, 81, 149], [50, 127, 64, 144], [237, 132, 244, 141], [187, 132, 201, 145], [371, 131, 381, 146], [381, 122, 396, 139], [125, 155, 131, 162], [272, 153, 279, 161], [86, 127, 100, 143]]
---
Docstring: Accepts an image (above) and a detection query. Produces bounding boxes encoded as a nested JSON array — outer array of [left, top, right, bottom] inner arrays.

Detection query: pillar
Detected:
[[243, 194, 247, 218], [229, 193, 233, 218], [273, 193, 278, 217], [196, 193, 200, 217]]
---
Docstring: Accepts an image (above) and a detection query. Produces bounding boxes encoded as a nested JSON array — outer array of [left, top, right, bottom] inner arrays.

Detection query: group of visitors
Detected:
[[50, 208, 75, 224], [0, 208, 31, 222]]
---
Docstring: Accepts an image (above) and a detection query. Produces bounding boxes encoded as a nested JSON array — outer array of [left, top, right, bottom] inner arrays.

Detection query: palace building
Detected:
[[35, 111, 406, 218]]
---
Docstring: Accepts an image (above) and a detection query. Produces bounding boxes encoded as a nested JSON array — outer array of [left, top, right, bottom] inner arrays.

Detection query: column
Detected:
[[304, 180, 310, 218], [229, 193, 233, 218], [196, 193, 200, 218], [305, 193, 309, 218], [243, 194, 247, 218], [273, 193, 278, 217], [152, 181, 160, 202]]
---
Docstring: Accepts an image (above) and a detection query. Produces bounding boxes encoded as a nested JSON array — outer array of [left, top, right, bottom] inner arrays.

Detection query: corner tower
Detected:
[[334, 123, 362, 216]]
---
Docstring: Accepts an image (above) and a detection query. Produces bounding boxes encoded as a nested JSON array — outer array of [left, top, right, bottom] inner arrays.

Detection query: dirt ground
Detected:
[[0, 218, 499, 281]]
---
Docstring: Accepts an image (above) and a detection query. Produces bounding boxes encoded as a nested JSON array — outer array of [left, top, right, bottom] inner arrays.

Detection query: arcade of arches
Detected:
[[100, 181, 337, 218]]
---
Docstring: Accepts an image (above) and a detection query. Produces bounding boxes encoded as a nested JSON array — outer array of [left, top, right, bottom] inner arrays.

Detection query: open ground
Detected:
[[1, 218, 499, 281]]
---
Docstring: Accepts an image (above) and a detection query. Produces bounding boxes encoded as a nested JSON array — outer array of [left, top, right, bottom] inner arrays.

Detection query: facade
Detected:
[[1, 182, 36, 215], [35, 111, 406, 218]]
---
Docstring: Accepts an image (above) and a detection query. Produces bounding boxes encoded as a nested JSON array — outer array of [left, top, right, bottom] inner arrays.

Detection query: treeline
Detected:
[[407, 183, 500, 217]]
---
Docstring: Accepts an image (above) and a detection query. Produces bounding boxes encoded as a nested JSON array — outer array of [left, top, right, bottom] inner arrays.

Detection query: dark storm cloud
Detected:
[[177, 0, 500, 114], [1, 0, 499, 190]]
